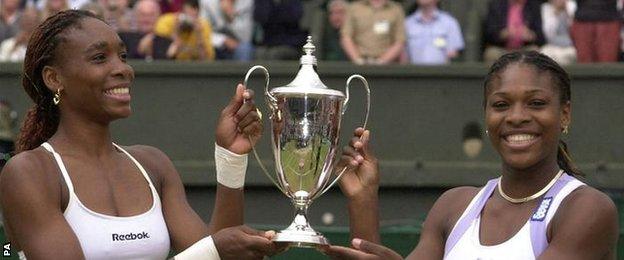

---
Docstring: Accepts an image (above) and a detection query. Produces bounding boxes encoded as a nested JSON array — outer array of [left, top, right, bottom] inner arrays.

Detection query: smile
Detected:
[[502, 134, 539, 150], [104, 87, 129, 95], [103, 87, 131, 102], [505, 134, 536, 143]]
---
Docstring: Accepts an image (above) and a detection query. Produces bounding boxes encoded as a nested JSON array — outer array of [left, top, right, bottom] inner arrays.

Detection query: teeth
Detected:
[[507, 134, 535, 143], [104, 88, 129, 95]]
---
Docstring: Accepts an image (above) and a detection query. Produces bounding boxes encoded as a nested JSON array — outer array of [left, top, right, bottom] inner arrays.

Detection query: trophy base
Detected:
[[273, 230, 330, 248]]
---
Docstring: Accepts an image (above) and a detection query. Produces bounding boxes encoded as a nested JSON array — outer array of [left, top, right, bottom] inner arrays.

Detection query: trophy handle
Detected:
[[243, 66, 288, 195], [244, 65, 277, 111], [317, 74, 371, 198]]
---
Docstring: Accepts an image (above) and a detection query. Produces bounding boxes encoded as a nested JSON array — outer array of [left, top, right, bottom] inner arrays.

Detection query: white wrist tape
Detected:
[[215, 143, 248, 189], [173, 236, 221, 260]]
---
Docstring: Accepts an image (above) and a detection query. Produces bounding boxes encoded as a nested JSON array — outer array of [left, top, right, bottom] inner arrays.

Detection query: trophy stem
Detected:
[[272, 199, 329, 248]]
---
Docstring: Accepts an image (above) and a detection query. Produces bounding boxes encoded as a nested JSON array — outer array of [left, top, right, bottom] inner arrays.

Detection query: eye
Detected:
[[528, 99, 547, 107], [92, 53, 106, 63], [491, 101, 509, 109], [119, 51, 128, 62]]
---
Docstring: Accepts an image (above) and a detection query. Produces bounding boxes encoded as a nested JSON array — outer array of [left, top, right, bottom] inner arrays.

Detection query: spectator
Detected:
[[80, 2, 106, 18], [0, 0, 21, 44], [98, 0, 133, 31], [341, 0, 406, 65], [160, 0, 184, 13], [41, 0, 68, 19], [200, 0, 253, 61], [118, 0, 172, 59], [322, 0, 347, 61], [571, 0, 621, 63], [28, 0, 88, 11], [0, 100, 16, 158], [0, 7, 39, 62], [155, 0, 215, 60], [253, 0, 307, 60], [403, 0, 464, 65], [540, 0, 576, 65], [483, 0, 545, 63]]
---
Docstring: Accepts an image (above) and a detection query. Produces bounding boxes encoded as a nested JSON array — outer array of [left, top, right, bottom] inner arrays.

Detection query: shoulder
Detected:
[[546, 184, 618, 257], [0, 148, 60, 206], [435, 186, 481, 216], [555, 184, 617, 225], [430, 186, 481, 233], [1, 148, 54, 187], [386, 2, 404, 13], [438, 11, 460, 24], [122, 145, 173, 171], [155, 14, 176, 34], [121, 145, 179, 182]]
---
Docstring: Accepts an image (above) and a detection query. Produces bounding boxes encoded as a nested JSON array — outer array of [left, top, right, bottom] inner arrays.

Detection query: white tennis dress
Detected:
[[444, 173, 585, 260], [18, 142, 172, 260]]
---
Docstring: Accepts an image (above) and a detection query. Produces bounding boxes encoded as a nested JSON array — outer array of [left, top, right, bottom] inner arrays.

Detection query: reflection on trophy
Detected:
[[244, 36, 370, 248]]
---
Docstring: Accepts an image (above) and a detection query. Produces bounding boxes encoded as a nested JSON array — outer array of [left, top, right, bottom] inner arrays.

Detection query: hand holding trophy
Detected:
[[244, 36, 371, 249]]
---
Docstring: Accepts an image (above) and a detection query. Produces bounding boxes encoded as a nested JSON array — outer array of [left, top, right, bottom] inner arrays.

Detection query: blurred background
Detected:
[[1, 0, 624, 258]]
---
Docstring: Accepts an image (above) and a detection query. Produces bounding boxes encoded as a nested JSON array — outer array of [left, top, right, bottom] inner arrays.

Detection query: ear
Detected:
[[561, 100, 571, 128], [42, 65, 63, 93]]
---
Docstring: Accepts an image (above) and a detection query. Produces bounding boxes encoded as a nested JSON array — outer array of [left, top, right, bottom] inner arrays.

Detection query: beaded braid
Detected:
[[16, 10, 100, 153], [482, 51, 582, 177]]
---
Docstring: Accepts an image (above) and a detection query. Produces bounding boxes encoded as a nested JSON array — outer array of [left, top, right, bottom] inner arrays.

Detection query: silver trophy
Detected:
[[244, 36, 370, 248]]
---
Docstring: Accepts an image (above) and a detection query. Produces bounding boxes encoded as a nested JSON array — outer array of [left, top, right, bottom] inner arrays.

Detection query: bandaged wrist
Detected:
[[173, 236, 220, 260], [215, 143, 248, 189]]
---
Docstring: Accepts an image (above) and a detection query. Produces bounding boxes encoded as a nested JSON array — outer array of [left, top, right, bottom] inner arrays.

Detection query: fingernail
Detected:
[[352, 238, 362, 248], [356, 155, 364, 162], [351, 160, 358, 166]]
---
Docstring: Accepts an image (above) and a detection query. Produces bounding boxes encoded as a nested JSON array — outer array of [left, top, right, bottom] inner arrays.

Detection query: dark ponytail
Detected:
[[483, 51, 582, 177], [16, 10, 99, 153]]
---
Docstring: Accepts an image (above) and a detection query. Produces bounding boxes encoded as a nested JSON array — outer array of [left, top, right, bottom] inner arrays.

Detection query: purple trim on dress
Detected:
[[529, 173, 575, 257], [443, 179, 498, 257]]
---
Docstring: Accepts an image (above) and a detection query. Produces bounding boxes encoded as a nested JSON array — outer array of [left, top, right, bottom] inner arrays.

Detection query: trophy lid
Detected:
[[270, 36, 345, 98]]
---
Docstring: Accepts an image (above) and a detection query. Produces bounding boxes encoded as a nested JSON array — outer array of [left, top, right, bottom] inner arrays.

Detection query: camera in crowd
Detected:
[[178, 14, 195, 33]]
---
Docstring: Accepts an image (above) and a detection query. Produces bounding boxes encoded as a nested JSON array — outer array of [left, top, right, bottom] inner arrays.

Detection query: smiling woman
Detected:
[[325, 51, 619, 260], [0, 10, 279, 260]]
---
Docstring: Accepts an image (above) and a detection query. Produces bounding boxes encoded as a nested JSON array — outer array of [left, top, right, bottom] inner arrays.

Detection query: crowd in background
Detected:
[[0, 0, 622, 64]]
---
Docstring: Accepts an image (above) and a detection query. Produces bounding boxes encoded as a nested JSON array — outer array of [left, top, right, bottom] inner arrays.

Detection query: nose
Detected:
[[505, 103, 531, 126], [112, 57, 135, 82]]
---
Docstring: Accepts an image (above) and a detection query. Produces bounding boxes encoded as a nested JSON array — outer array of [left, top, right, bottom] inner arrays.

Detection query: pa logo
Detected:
[[3, 242, 10, 257]]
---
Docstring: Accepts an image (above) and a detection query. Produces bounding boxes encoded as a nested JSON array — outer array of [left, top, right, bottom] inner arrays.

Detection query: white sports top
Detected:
[[37, 142, 171, 260], [444, 173, 585, 260]]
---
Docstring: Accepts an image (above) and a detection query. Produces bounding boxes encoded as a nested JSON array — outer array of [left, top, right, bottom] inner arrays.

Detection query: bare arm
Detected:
[[325, 183, 477, 260], [406, 187, 475, 259], [376, 7, 405, 64], [340, 5, 364, 64], [538, 187, 618, 260], [0, 152, 85, 259], [376, 41, 404, 65], [340, 35, 363, 64], [135, 84, 264, 253]]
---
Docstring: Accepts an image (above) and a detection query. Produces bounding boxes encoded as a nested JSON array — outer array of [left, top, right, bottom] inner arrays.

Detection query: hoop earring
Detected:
[[562, 125, 569, 135], [53, 89, 61, 105]]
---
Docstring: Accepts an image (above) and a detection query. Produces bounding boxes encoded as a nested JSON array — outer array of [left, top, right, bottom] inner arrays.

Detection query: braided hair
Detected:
[[483, 51, 582, 177], [16, 10, 100, 153]]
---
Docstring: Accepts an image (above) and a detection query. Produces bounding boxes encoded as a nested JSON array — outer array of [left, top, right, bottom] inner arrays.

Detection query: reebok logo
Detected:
[[112, 232, 150, 242]]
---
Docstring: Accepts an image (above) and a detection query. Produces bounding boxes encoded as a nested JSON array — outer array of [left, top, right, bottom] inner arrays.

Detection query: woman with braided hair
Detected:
[[327, 51, 618, 259], [0, 9, 278, 259]]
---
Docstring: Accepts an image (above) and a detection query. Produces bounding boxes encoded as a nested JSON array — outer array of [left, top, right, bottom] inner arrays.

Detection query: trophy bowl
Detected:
[[244, 36, 370, 248]]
